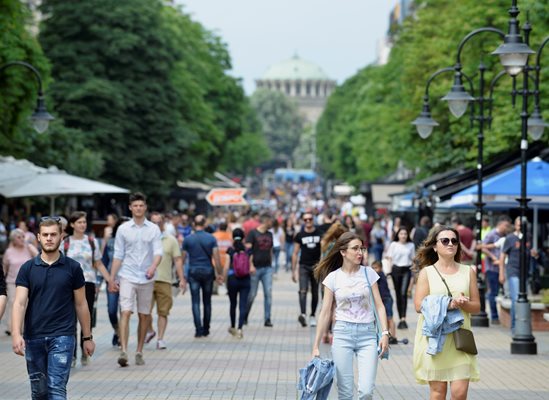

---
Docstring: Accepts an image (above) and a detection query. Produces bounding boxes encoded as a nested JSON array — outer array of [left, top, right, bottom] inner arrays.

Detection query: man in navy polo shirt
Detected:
[[12, 217, 95, 400]]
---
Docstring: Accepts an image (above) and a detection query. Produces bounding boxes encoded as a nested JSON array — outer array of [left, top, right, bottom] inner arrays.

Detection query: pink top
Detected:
[[3, 246, 35, 284]]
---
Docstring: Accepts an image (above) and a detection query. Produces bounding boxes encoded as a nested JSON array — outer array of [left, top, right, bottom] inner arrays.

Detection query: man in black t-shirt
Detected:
[[245, 213, 274, 327], [292, 212, 322, 327], [12, 217, 95, 399]]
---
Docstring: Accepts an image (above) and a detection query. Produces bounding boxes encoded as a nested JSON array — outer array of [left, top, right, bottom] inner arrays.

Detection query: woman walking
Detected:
[[2, 229, 38, 335], [225, 228, 251, 339], [386, 227, 415, 329], [65, 211, 111, 366], [312, 232, 389, 399], [413, 225, 480, 400]]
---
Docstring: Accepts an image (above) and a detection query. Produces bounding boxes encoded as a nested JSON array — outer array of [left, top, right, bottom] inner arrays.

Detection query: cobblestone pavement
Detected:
[[1, 270, 548, 399]]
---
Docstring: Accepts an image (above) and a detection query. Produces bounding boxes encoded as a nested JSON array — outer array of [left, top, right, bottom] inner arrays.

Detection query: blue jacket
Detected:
[[297, 357, 335, 400], [421, 295, 464, 355]]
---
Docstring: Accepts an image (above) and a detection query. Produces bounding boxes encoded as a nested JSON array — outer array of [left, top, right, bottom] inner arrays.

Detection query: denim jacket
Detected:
[[297, 357, 335, 400], [421, 295, 464, 355]]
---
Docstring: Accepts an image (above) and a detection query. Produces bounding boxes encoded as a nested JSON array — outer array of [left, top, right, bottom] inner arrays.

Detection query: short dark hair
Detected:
[[497, 215, 512, 225], [451, 216, 462, 225], [194, 214, 206, 226], [129, 192, 147, 204], [260, 213, 272, 223], [39, 218, 62, 233], [69, 211, 87, 225]]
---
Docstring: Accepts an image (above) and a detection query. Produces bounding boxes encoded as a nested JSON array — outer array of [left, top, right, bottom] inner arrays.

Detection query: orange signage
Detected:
[[206, 188, 248, 206]]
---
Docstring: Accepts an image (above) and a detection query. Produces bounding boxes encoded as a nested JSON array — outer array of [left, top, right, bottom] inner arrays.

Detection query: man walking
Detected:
[[245, 213, 274, 327], [181, 215, 223, 337], [109, 192, 162, 367], [146, 212, 185, 349], [481, 215, 511, 324], [12, 217, 95, 399], [292, 211, 322, 327]]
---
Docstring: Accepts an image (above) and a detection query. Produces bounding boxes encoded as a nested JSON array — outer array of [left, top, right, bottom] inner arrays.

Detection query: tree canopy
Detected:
[[316, 0, 549, 186]]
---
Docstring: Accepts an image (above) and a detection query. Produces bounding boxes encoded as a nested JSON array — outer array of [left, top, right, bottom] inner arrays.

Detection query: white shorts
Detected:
[[119, 277, 154, 315]]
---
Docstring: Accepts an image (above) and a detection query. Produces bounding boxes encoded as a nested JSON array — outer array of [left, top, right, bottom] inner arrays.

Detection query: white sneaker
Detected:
[[157, 339, 167, 350], [309, 316, 317, 327]]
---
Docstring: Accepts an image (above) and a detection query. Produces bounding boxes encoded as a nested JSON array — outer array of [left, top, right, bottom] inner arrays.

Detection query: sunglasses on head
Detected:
[[40, 216, 61, 223], [437, 237, 458, 246]]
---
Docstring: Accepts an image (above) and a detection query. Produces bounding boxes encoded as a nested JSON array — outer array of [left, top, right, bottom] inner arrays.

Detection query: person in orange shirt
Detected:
[[213, 222, 233, 271]]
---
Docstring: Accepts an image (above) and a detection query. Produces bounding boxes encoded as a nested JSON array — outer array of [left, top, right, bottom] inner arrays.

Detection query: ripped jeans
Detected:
[[25, 335, 75, 400]]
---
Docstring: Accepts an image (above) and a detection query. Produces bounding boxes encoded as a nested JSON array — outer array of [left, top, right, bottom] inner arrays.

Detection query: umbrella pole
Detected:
[[50, 196, 55, 216], [533, 205, 538, 250]]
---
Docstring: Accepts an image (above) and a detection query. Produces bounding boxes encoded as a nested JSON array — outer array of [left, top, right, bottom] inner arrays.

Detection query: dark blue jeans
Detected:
[[188, 266, 215, 336], [227, 275, 251, 329], [106, 285, 119, 330], [486, 270, 500, 320], [25, 335, 75, 400]]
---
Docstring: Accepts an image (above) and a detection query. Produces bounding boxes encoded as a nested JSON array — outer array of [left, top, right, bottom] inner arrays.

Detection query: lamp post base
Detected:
[[471, 312, 490, 327], [511, 339, 537, 354]]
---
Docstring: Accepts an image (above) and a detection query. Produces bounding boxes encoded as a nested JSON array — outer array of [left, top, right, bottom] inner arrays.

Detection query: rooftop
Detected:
[[261, 54, 331, 81]]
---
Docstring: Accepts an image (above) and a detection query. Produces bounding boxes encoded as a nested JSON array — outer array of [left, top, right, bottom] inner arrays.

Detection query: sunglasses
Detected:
[[438, 237, 458, 246], [40, 216, 62, 223], [303, 218, 313, 222]]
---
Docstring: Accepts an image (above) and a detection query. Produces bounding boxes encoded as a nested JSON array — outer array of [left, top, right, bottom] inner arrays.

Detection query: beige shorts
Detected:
[[119, 277, 154, 315], [151, 281, 173, 317]]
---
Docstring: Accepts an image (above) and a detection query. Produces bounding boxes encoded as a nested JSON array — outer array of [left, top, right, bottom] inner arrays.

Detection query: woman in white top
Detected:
[[269, 219, 285, 274], [312, 232, 389, 400], [386, 227, 415, 330]]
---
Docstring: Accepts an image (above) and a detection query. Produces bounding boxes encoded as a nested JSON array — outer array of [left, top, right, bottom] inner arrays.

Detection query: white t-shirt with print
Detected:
[[66, 236, 101, 283], [323, 265, 379, 324]]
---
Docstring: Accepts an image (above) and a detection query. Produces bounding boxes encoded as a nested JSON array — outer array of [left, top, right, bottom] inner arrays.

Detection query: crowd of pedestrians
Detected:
[[1, 189, 548, 399]]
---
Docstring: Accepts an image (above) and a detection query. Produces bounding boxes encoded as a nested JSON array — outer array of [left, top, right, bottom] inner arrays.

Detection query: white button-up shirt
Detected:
[[114, 218, 162, 284]]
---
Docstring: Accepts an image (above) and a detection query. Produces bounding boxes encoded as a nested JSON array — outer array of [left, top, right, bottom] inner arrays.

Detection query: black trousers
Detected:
[[75, 282, 95, 358], [298, 264, 319, 316], [391, 266, 411, 320]]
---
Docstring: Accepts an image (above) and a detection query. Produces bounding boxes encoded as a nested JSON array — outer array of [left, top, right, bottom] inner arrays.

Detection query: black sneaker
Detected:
[[112, 334, 120, 347], [389, 337, 399, 345], [264, 319, 273, 327], [397, 320, 408, 329], [298, 314, 307, 327]]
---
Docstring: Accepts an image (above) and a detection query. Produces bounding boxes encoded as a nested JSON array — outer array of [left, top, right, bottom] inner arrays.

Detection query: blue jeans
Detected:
[[106, 285, 119, 330], [331, 321, 378, 400], [508, 275, 519, 330], [372, 243, 384, 262], [25, 335, 75, 400], [486, 270, 500, 320], [272, 246, 281, 273], [247, 267, 273, 322], [188, 266, 215, 336], [285, 242, 294, 271]]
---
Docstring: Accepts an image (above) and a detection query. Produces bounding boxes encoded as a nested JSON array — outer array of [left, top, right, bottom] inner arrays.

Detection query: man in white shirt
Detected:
[[109, 192, 162, 367]]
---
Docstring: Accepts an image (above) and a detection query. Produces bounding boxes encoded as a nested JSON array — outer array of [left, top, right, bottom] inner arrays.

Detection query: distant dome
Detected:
[[262, 55, 330, 81]]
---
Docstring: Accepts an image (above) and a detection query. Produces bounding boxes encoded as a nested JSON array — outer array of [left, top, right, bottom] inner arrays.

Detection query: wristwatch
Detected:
[[381, 330, 391, 337], [82, 335, 93, 341]]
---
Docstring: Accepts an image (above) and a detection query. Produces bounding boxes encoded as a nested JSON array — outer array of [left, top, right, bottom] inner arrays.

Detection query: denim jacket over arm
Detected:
[[421, 295, 464, 355], [297, 357, 335, 400]]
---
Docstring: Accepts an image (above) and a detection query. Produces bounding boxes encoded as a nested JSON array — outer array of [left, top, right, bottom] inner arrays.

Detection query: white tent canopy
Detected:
[[0, 156, 129, 214]]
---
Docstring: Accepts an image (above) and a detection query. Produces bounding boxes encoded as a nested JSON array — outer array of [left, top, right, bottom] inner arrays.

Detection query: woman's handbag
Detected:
[[364, 267, 389, 360], [432, 265, 478, 355]]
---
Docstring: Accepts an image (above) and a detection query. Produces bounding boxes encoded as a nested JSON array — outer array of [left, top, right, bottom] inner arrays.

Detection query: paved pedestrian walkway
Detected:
[[1, 271, 548, 399]]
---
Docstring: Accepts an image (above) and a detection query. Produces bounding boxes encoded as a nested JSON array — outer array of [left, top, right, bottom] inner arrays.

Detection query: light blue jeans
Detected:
[[25, 335, 75, 400], [246, 266, 273, 322], [508, 275, 519, 330], [331, 320, 378, 400]]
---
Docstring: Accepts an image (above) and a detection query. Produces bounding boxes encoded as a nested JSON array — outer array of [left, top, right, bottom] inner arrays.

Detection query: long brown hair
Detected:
[[321, 221, 348, 253], [314, 231, 362, 283], [414, 225, 462, 269]]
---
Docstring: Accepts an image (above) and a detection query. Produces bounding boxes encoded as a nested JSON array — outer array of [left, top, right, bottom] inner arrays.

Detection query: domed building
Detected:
[[255, 55, 337, 124]]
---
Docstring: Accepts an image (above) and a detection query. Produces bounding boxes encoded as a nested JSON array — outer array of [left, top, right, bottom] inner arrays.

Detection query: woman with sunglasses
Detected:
[[312, 232, 389, 399], [413, 225, 480, 400]]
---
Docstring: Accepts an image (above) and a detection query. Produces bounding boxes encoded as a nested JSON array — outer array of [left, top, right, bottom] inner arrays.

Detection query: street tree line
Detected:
[[316, 0, 549, 186], [1, 0, 308, 197]]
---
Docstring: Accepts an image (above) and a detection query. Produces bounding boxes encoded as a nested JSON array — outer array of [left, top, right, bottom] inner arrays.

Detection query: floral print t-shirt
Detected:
[[65, 236, 101, 283]]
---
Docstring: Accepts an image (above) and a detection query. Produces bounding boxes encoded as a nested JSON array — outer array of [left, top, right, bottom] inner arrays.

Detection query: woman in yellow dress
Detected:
[[413, 225, 480, 400]]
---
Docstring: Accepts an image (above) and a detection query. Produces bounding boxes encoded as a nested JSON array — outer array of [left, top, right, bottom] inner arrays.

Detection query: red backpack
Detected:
[[232, 251, 250, 278]]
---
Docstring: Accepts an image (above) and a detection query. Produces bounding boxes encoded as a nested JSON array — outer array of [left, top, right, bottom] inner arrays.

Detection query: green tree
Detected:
[[250, 89, 304, 168], [316, 0, 549, 185]]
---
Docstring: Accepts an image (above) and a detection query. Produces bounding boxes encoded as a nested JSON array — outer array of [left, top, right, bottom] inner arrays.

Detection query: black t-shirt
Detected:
[[16, 254, 85, 339], [246, 229, 273, 268], [294, 228, 322, 266]]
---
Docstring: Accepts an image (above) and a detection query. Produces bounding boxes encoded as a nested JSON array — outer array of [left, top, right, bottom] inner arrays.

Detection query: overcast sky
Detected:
[[178, 0, 397, 94]]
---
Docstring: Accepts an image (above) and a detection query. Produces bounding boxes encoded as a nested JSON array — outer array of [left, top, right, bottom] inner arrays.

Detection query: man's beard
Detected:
[[41, 244, 60, 254]]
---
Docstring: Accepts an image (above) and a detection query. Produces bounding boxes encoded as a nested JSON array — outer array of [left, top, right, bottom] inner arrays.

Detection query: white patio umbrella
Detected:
[[0, 157, 129, 214]]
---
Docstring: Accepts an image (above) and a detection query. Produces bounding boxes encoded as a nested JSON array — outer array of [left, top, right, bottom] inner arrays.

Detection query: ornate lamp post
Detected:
[[0, 61, 54, 133]]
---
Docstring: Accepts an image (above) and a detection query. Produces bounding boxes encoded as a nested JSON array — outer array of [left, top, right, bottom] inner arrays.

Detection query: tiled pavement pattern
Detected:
[[1, 271, 548, 399]]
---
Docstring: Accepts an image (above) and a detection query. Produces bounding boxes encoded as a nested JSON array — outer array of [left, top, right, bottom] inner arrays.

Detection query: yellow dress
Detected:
[[413, 264, 480, 384]]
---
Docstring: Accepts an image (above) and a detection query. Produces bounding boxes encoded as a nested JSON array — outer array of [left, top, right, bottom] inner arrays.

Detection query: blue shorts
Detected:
[[382, 296, 393, 319]]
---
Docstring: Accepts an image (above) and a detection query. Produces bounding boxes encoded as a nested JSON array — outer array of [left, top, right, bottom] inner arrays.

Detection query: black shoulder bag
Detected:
[[432, 265, 478, 355]]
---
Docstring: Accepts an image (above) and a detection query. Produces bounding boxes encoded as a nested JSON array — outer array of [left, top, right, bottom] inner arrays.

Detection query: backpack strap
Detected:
[[63, 237, 70, 255]]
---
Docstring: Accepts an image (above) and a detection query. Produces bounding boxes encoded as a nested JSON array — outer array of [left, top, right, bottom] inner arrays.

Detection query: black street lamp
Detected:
[[0, 60, 54, 133]]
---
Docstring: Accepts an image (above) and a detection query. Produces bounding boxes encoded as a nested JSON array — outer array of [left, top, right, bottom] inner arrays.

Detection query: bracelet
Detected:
[[82, 335, 93, 341], [381, 330, 390, 337]]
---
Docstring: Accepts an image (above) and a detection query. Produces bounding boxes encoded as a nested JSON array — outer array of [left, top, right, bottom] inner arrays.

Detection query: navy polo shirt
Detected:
[[16, 253, 85, 340]]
